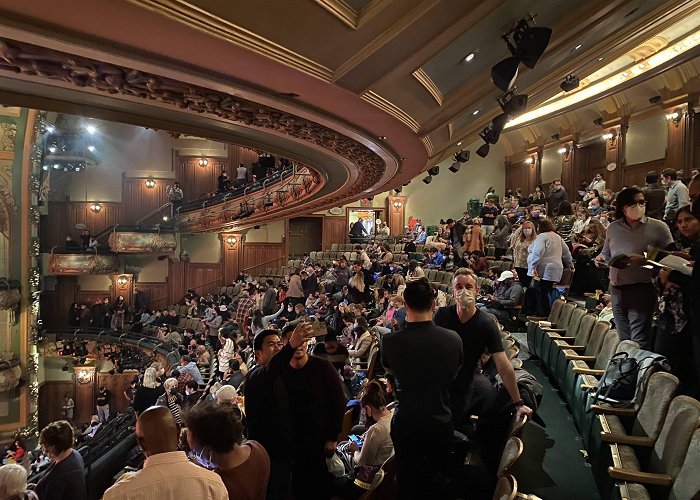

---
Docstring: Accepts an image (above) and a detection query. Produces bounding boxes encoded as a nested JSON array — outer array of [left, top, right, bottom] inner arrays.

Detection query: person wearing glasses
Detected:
[[596, 187, 674, 348]]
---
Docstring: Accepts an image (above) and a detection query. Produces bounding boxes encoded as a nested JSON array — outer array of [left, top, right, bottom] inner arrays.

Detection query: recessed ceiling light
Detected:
[[378, 136, 387, 140], [598, 57, 604, 61], [472, 109, 480, 116], [87, 145, 96, 152], [457, 141, 463, 146], [464, 52, 476, 62], [574, 44, 582, 50]]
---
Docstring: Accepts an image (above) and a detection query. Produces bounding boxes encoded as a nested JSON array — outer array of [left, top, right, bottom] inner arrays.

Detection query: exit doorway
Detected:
[[288, 216, 323, 257]]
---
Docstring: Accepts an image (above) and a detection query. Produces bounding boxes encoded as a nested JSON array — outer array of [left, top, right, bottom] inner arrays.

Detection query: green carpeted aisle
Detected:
[[513, 360, 601, 500]]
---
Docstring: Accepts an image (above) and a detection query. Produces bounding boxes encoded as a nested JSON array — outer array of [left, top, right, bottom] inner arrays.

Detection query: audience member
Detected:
[[528, 218, 573, 317], [35, 421, 86, 500], [0, 463, 38, 500]]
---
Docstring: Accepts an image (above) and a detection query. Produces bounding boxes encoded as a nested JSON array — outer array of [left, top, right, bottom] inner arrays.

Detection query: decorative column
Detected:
[[220, 233, 244, 284], [560, 141, 575, 196], [386, 195, 406, 236], [665, 104, 688, 173], [604, 125, 623, 189], [73, 365, 95, 425]]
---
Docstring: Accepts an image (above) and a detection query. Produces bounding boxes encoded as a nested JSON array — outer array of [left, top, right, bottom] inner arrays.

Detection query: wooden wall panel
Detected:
[[38, 380, 75, 430], [242, 242, 285, 275], [121, 176, 171, 224], [386, 197, 406, 238], [622, 158, 666, 188], [228, 147, 260, 171], [575, 142, 607, 191], [323, 217, 348, 250], [70, 202, 122, 238], [73, 366, 96, 424], [96, 372, 138, 415], [175, 156, 228, 202], [77, 290, 111, 308], [666, 107, 688, 174], [187, 263, 223, 294], [221, 234, 244, 284], [40, 201, 71, 251], [167, 259, 187, 306], [136, 282, 169, 310]]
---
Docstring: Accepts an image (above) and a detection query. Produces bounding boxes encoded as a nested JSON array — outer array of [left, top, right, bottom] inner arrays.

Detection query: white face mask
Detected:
[[456, 289, 475, 309], [624, 204, 645, 221], [522, 228, 533, 236]]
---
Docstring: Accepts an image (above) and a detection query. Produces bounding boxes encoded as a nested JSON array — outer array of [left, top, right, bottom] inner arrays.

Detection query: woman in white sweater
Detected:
[[347, 380, 394, 468]]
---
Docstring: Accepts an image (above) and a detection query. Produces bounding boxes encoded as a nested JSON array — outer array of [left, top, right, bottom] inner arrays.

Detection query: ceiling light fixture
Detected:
[[87, 145, 96, 152], [560, 74, 580, 92], [465, 52, 476, 62], [198, 156, 208, 167], [45, 125, 55, 133], [48, 145, 57, 153], [472, 110, 480, 116], [497, 89, 529, 116], [85, 124, 97, 134], [476, 142, 490, 158], [428, 166, 440, 176], [574, 44, 582, 50], [422, 175, 432, 184]]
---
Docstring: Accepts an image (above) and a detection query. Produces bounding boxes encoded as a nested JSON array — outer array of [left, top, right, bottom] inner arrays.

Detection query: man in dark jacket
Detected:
[[261, 279, 278, 315], [244, 324, 315, 500], [349, 217, 369, 242], [642, 170, 667, 220], [446, 218, 467, 258], [547, 179, 569, 216]]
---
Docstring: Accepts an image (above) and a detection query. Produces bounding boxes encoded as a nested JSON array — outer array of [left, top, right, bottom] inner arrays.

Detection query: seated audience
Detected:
[[0, 463, 38, 500], [36, 420, 86, 500], [477, 270, 524, 323]]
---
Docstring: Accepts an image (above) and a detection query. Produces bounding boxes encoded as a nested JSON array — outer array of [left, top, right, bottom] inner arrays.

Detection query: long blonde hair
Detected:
[[511, 221, 537, 248], [349, 272, 365, 293], [142, 367, 159, 389]]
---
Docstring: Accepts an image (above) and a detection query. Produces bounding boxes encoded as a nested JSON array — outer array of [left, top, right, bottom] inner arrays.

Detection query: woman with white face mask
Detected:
[[510, 221, 537, 288], [596, 188, 674, 348]]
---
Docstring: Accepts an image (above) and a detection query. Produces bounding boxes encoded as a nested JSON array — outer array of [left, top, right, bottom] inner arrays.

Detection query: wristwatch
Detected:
[[513, 399, 525, 407]]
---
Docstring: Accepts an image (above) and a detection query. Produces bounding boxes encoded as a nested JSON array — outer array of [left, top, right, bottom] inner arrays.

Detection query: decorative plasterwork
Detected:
[[0, 123, 17, 152], [0, 36, 386, 203], [48, 253, 120, 275], [412, 68, 443, 106], [127, 0, 333, 82], [420, 136, 433, 156], [314, 0, 393, 30], [107, 232, 177, 253], [361, 91, 420, 133]]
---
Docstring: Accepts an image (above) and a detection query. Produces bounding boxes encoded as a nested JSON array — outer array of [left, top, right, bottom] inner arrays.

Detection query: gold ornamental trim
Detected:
[[420, 135, 433, 156], [314, 0, 393, 30], [412, 68, 443, 106], [127, 0, 333, 82], [361, 90, 420, 133]]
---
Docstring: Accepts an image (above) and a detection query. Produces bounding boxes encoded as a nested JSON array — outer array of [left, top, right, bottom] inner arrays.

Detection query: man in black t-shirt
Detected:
[[434, 268, 533, 426], [96, 386, 110, 423], [381, 279, 463, 500]]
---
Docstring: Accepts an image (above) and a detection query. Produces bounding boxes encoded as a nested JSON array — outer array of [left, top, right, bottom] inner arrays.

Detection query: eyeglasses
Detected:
[[629, 200, 646, 206]]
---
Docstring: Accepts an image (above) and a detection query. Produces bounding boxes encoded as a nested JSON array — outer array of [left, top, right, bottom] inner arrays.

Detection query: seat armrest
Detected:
[[590, 405, 636, 416], [601, 433, 654, 447], [565, 354, 596, 361], [573, 367, 605, 375], [543, 328, 566, 333], [607, 467, 672, 487]]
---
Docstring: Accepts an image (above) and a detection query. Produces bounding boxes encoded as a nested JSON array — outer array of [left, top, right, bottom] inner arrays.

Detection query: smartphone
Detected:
[[348, 434, 363, 449], [306, 317, 328, 337]]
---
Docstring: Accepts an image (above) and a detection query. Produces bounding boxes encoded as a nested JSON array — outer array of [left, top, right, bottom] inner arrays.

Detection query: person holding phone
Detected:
[[346, 381, 393, 468]]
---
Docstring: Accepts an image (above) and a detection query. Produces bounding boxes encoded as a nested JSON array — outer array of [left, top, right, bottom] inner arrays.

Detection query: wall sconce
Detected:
[[524, 157, 534, 165], [601, 132, 614, 141], [226, 235, 238, 247], [198, 156, 209, 167], [392, 200, 403, 212], [665, 109, 683, 127], [76, 369, 92, 384], [145, 178, 156, 189], [557, 147, 568, 155], [116, 276, 129, 287], [90, 203, 102, 213]]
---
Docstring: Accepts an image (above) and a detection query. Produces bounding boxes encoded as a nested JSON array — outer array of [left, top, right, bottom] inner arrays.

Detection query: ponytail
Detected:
[[360, 380, 387, 410]]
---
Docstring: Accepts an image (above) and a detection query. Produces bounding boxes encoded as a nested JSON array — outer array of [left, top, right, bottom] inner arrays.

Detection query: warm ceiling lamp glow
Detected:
[[524, 157, 534, 164], [557, 147, 568, 154], [145, 178, 156, 188], [506, 29, 700, 128]]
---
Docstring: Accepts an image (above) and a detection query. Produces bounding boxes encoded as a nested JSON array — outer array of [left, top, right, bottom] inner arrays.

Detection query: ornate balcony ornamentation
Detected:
[[48, 252, 119, 275], [108, 232, 177, 253], [0, 353, 21, 392]]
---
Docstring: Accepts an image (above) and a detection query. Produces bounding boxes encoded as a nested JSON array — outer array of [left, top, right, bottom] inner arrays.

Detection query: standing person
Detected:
[[280, 326, 346, 500], [546, 179, 568, 216], [434, 269, 532, 429], [217, 170, 229, 193], [103, 406, 227, 500], [479, 199, 499, 237], [381, 279, 463, 500], [642, 171, 667, 220], [554, 201, 577, 245], [588, 173, 606, 193], [67, 303, 80, 328], [96, 386, 110, 423], [133, 367, 165, 415], [527, 218, 573, 317], [446, 218, 467, 259], [596, 187, 674, 348], [261, 279, 278, 316], [244, 325, 316, 500], [349, 217, 369, 243], [236, 163, 248, 188], [491, 215, 511, 259], [78, 304, 91, 328], [111, 296, 127, 330], [156, 378, 184, 427], [62, 393, 74, 422], [80, 229, 91, 249], [510, 221, 537, 287], [35, 421, 87, 500], [463, 219, 485, 254], [661, 168, 690, 225], [166, 182, 184, 217]]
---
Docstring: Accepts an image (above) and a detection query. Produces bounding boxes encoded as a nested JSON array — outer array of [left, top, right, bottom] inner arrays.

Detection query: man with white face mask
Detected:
[[434, 268, 533, 427], [596, 188, 673, 347]]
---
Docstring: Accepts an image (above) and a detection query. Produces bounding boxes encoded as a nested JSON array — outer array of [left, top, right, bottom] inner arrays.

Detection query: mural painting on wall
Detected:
[[48, 253, 119, 275], [108, 232, 177, 253]]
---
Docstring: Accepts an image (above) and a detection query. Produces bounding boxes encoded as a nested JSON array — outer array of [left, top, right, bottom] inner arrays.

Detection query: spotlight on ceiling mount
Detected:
[[476, 142, 490, 158], [428, 166, 440, 176], [455, 150, 470, 163], [394, 187, 402, 194], [422, 175, 433, 185], [497, 89, 529, 116], [560, 74, 580, 92], [649, 95, 662, 104], [491, 57, 520, 92], [503, 16, 552, 69], [449, 162, 461, 173], [593, 117, 604, 126]]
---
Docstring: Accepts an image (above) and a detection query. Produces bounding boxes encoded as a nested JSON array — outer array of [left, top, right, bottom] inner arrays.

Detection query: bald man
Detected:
[[103, 406, 227, 500]]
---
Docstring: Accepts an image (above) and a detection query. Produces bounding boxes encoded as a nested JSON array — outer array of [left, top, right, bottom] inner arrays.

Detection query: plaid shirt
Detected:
[[176, 371, 193, 392], [235, 297, 255, 326]]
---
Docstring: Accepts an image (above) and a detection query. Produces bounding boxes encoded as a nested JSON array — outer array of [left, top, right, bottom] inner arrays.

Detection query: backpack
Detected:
[[589, 350, 669, 408]]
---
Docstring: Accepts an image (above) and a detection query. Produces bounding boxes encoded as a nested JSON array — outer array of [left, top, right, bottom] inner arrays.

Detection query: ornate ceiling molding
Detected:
[[0, 36, 386, 204], [361, 90, 420, 133], [314, 0, 393, 30], [127, 0, 334, 82], [412, 68, 443, 106]]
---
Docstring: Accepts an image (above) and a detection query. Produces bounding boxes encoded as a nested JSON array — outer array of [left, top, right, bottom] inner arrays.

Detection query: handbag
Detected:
[[590, 352, 639, 406]]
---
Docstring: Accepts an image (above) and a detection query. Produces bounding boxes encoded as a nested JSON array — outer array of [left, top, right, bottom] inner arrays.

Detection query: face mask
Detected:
[[624, 204, 645, 221], [532, 211, 540, 218], [523, 228, 533, 236], [456, 289, 475, 309], [169, 388, 178, 396]]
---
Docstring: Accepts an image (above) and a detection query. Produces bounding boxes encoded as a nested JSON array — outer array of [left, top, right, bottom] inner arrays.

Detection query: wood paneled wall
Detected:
[[229, 147, 259, 172], [221, 234, 244, 284], [73, 366, 96, 424], [121, 176, 171, 224], [572, 141, 606, 194], [505, 158, 537, 198], [188, 263, 223, 294], [136, 282, 169, 310], [72, 202, 122, 238], [323, 217, 348, 250], [38, 380, 75, 430], [622, 158, 666, 187], [242, 242, 285, 275], [175, 156, 228, 202], [96, 371, 138, 415], [386, 196, 406, 237]]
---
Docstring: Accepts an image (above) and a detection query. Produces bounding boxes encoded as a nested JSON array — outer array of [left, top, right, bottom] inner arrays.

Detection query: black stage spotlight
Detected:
[[497, 90, 528, 116], [560, 74, 579, 92], [551, 133, 560, 140], [509, 19, 552, 69], [476, 142, 490, 158], [449, 162, 461, 173], [394, 187, 402, 194], [422, 175, 433, 184], [428, 166, 440, 176], [491, 57, 519, 92], [649, 95, 661, 104], [593, 117, 603, 126], [455, 150, 470, 163], [483, 114, 509, 144]]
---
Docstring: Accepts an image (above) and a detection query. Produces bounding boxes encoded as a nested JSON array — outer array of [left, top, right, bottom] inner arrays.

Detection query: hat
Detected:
[[498, 270, 515, 282], [219, 305, 227, 311], [216, 385, 238, 403]]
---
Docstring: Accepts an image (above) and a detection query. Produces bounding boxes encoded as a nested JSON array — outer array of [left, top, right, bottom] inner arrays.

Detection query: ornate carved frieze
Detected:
[[0, 122, 17, 152], [107, 232, 177, 253], [48, 253, 119, 275], [0, 37, 386, 205]]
